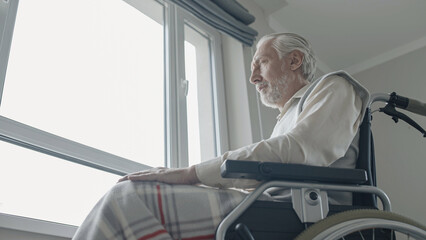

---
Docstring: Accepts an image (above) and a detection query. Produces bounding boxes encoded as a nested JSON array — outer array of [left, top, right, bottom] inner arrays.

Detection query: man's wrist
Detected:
[[187, 165, 200, 185]]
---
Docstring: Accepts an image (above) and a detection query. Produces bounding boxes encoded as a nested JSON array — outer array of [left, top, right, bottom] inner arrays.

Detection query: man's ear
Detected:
[[289, 50, 304, 71]]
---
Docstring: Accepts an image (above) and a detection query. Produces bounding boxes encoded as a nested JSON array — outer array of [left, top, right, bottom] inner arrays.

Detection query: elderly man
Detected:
[[73, 33, 368, 240]]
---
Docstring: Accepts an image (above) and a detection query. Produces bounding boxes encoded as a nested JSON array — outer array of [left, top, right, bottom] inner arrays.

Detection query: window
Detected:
[[0, 0, 227, 230], [1, 0, 165, 167]]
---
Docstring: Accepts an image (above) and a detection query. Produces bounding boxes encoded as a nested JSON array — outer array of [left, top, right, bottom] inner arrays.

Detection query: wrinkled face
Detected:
[[250, 39, 290, 108]]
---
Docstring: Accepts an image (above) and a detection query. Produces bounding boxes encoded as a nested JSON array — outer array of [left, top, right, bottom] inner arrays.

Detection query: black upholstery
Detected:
[[224, 202, 376, 240], [353, 109, 377, 207], [221, 160, 368, 184]]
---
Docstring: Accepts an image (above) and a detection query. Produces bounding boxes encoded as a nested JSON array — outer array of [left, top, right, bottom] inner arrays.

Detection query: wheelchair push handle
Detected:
[[388, 92, 426, 117], [369, 92, 426, 137]]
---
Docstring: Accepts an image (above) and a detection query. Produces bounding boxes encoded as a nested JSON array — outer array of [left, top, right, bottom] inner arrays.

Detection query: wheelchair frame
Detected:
[[216, 180, 391, 239]]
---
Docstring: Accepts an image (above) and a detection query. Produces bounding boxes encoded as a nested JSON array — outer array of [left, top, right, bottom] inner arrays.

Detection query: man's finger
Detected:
[[117, 175, 131, 183], [117, 169, 155, 183], [128, 173, 158, 182]]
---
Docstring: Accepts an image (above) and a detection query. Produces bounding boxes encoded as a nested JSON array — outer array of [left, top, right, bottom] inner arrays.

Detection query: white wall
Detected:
[[353, 46, 426, 224], [221, 34, 258, 149]]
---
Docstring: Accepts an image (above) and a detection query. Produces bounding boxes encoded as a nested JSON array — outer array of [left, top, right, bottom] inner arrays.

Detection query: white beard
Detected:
[[258, 75, 289, 109]]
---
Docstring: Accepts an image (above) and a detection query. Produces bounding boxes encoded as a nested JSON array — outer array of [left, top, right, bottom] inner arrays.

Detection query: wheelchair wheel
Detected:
[[295, 209, 426, 240]]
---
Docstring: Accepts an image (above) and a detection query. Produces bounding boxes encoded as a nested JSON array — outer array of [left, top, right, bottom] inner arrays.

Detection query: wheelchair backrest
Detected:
[[353, 109, 378, 207]]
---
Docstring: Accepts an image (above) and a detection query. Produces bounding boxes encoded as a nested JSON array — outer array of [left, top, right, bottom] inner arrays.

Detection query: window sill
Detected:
[[0, 213, 77, 238]]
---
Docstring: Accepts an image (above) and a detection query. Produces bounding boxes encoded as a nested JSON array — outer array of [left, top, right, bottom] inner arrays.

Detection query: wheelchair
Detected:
[[216, 92, 426, 240]]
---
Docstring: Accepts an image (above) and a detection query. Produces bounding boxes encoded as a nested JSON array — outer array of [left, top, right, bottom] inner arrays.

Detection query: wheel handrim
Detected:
[[312, 218, 426, 240]]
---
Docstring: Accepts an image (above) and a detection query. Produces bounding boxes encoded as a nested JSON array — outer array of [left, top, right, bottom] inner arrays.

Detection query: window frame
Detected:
[[166, 3, 229, 168], [0, 0, 228, 236], [0, 0, 17, 103]]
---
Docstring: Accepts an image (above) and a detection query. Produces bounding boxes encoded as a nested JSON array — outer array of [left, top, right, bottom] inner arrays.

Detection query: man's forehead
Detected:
[[253, 39, 277, 60], [253, 42, 275, 63]]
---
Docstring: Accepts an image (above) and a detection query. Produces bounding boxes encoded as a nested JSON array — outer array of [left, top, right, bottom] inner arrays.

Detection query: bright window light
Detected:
[[1, 0, 165, 167]]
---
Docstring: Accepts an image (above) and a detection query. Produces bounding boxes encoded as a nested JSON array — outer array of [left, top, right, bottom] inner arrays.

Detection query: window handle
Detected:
[[182, 79, 189, 96]]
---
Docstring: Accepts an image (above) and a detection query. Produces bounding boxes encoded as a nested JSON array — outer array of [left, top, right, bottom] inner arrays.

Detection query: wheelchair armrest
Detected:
[[220, 160, 367, 184]]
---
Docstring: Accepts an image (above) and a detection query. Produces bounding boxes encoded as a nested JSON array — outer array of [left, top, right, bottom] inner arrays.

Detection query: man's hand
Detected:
[[117, 165, 200, 185]]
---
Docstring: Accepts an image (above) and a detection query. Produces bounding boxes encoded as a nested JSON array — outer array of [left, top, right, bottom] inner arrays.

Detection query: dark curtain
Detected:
[[169, 0, 258, 46]]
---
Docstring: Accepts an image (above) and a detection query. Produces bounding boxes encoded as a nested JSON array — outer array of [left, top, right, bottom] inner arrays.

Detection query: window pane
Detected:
[[0, 140, 118, 226], [0, 0, 165, 167], [184, 25, 216, 166]]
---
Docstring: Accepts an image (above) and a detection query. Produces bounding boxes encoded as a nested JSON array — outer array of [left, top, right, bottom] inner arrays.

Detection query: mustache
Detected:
[[256, 82, 269, 92]]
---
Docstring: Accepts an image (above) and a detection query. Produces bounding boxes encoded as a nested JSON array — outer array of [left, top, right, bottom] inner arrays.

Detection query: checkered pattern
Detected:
[[72, 181, 247, 240]]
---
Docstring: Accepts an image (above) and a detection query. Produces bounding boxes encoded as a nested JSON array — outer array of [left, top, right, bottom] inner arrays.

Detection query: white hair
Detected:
[[257, 33, 317, 82]]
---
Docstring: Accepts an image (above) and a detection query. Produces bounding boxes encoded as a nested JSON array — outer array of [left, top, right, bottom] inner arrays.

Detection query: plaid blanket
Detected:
[[72, 181, 248, 240]]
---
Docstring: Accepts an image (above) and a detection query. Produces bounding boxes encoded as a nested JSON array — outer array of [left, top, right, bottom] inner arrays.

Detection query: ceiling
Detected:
[[251, 0, 426, 74]]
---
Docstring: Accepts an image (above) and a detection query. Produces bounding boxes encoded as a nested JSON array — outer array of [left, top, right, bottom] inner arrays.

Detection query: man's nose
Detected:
[[249, 67, 261, 85]]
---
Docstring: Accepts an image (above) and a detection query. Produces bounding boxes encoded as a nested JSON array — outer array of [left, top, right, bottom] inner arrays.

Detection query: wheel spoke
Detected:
[[357, 231, 365, 240]]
